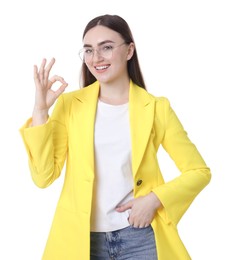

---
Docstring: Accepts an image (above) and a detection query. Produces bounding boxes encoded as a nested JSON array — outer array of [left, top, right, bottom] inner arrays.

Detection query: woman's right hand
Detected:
[[32, 58, 68, 126]]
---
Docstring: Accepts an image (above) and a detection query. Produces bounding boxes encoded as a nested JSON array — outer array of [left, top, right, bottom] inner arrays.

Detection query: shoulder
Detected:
[[131, 82, 172, 116], [139, 87, 174, 126], [132, 81, 170, 105], [144, 88, 171, 111], [147, 92, 169, 104]]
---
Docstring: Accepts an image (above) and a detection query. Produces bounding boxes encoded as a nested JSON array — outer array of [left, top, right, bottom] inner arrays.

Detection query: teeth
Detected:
[[96, 65, 108, 70]]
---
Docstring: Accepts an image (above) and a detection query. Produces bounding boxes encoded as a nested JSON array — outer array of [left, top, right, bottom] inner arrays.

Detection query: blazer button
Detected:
[[136, 179, 143, 186]]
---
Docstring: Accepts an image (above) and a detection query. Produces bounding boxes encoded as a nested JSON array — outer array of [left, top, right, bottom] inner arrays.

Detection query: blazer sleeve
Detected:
[[19, 95, 68, 188], [153, 98, 211, 226]]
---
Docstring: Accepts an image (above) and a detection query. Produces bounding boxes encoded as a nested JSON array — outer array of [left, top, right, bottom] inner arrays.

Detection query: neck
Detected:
[[99, 79, 130, 105]]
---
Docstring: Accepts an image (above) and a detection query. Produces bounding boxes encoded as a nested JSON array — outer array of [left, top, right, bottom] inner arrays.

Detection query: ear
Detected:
[[127, 42, 135, 61]]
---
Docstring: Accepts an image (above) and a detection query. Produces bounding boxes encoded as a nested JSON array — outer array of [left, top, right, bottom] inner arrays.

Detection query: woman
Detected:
[[20, 14, 211, 260]]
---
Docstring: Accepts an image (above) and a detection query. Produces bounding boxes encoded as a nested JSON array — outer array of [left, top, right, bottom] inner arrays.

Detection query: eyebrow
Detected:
[[83, 40, 115, 48]]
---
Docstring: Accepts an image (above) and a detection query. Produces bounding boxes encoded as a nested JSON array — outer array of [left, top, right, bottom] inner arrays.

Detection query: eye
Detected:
[[102, 45, 113, 51], [85, 48, 93, 54]]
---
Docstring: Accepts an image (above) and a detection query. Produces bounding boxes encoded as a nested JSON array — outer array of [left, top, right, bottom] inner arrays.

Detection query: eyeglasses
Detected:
[[79, 42, 126, 62]]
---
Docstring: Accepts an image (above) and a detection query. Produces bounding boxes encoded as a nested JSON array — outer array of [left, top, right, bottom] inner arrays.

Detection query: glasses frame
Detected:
[[78, 42, 126, 62]]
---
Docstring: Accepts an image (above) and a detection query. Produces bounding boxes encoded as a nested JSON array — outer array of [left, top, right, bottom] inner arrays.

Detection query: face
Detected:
[[82, 25, 134, 85]]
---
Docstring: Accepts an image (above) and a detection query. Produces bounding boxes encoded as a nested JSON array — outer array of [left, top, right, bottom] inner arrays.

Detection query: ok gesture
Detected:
[[32, 58, 68, 126]]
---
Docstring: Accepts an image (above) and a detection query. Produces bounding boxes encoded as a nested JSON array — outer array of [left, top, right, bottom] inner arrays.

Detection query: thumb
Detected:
[[116, 200, 133, 212]]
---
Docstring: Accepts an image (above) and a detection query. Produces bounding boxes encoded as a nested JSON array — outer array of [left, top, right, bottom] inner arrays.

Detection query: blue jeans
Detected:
[[90, 225, 157, 260]]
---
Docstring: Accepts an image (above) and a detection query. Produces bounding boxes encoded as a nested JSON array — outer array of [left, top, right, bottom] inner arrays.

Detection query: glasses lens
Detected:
[[79, 49, 85, 61], [79, 43, 123, 62], [100, 47, 112, 59]]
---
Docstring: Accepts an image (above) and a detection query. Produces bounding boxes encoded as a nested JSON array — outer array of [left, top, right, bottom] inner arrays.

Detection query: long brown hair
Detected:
[[80, 14, 146, 90]]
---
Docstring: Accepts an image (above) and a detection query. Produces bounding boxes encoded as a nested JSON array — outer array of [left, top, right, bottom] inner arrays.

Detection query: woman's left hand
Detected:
[[116, 192, 162, 228]]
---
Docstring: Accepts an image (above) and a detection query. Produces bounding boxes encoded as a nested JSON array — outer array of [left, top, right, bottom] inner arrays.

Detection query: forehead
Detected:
[[83, 25, 123, 45]]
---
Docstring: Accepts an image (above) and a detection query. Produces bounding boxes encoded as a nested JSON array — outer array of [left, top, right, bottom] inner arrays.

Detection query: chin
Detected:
[[95, 76, 111, 84]]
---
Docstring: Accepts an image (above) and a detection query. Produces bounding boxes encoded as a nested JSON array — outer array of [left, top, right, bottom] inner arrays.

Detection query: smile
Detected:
[[95, 65, 110, 70]]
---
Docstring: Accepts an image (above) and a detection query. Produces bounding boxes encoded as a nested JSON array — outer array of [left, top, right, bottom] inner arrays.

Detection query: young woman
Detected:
[[20, 14, 211, 260]]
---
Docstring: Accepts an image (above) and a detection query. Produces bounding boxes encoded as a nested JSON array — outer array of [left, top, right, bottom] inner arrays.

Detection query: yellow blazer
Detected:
[[20, 81, 211, 260]]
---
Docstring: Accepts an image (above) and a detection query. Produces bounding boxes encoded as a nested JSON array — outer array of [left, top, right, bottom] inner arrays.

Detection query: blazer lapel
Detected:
[[70, 80, 155, 180], [129, 81, 155, 177], [72, 82, 100, 180]]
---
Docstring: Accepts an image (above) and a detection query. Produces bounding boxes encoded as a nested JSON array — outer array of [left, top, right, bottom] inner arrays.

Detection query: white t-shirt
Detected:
[[90, 100, 134, 232]]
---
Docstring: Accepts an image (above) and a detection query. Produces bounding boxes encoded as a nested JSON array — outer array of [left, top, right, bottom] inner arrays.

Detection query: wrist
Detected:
[[32, 108, 49, 126], [149, 192, 162, 209]]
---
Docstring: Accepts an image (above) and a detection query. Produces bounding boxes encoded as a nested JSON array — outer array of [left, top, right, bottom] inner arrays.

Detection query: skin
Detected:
[[32, 25, 162, 229], [32, 58, 68, 126], [83, 25, 133, 105]]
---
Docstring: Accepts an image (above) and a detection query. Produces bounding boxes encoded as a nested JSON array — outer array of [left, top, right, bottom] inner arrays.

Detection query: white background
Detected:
[[0, 0, 230, 259]]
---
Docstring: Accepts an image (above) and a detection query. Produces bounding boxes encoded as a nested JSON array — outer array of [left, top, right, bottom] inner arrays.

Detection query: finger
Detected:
[[138, 222, 147, 228], [132, 223, 139, 228], [127, 217, 133, 226], [33, 65, 39, 83], [116, 201, 133, 212], [129, 217, 142, 228], [128, 214, 139, 227], [132, 222, 148, 228], [38, 58, 47, 81], [44, 58, 55, 81], [48, 75, 67, 88], [54, 82, 68, 98], [140, 222, 150, 228], [128, 217, 148, 228]]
